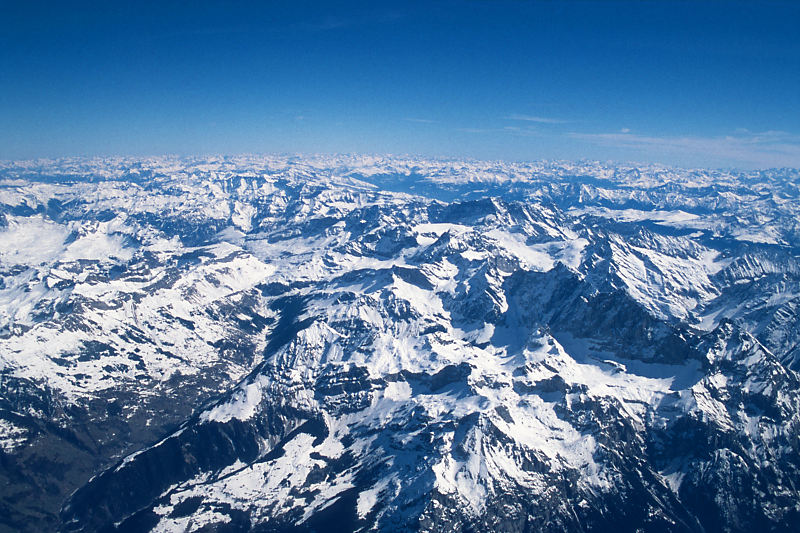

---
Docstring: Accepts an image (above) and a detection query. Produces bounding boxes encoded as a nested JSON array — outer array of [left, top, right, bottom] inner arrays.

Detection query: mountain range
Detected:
[[1, 155, 799, 532]]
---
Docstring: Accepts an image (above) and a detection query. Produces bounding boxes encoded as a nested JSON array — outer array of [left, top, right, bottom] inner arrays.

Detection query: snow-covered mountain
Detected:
[[1, 155, 799, 532]]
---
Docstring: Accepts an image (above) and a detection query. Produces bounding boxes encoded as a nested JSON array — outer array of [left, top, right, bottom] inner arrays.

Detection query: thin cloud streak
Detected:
[[302, 10, 405, 32], [404, 118, 436, 124], [456, 126, 542, 137], [506, 114, 569, 124], [456, 127, 499, 134], [570, 130, 800, 168]]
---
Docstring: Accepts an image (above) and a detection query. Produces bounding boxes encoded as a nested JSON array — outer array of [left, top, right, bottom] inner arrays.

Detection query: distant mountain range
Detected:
[[1, 155, 799, 532]]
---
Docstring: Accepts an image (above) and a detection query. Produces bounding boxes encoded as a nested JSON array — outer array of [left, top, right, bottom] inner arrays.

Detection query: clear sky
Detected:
[[2, 0, 799, 168]]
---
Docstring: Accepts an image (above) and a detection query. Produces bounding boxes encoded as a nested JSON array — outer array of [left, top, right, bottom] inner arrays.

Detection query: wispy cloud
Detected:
[[456, 127, 498, 134], [302, 10, 405, 32], [506, 114, 569, 124], [404, 117, 436, 124], [569, 129, 800, 168], [456, 125, 544, 138]]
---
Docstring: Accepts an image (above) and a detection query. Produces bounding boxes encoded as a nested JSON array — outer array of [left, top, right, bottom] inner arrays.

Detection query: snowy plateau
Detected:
[[0, 154, 800, 533]]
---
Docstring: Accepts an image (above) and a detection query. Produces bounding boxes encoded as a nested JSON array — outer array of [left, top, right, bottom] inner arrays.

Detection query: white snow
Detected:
[[0, 216, 68, 265], [201, 377, 266, 423]]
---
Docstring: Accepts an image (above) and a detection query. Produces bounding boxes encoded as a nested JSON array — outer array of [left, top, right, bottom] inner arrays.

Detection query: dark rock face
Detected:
[[0, 156, 799, 532]]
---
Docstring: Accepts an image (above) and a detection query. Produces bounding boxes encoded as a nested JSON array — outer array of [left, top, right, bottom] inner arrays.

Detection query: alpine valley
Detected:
[[1, 155, 799, 533]]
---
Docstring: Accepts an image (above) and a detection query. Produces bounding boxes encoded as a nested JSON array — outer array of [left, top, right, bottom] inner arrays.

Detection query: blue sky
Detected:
[[1, 0, 799, 168]]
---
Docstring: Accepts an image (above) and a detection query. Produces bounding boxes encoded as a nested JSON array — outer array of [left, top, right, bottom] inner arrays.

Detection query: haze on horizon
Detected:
[[1, 0, 799, 169]]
